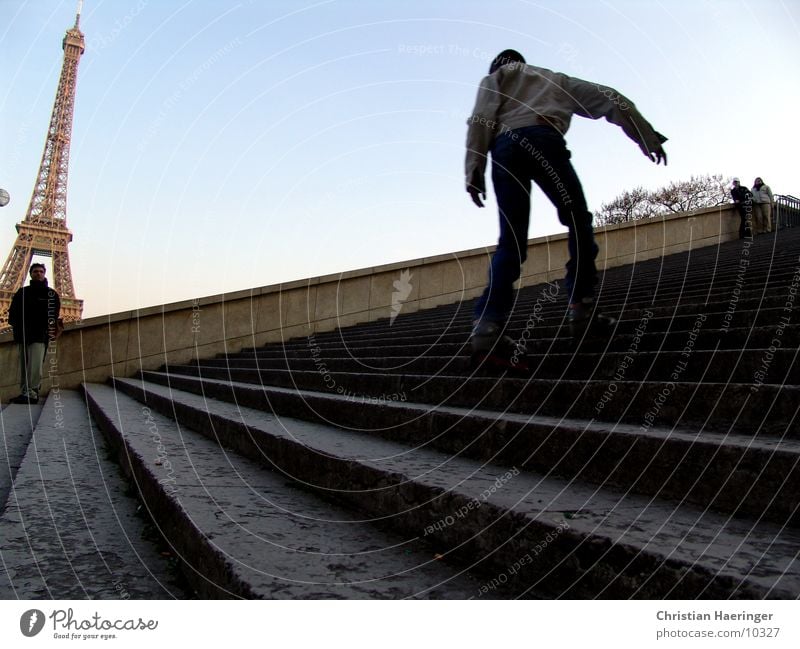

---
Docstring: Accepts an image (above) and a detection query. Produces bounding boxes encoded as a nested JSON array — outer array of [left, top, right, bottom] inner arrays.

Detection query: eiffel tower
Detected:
[[0, 2, 85, 328]]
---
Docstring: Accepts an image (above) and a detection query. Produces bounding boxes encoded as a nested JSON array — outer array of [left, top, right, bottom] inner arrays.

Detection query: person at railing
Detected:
[[752, 177, 774, 234], [731, 178, 753, 239]]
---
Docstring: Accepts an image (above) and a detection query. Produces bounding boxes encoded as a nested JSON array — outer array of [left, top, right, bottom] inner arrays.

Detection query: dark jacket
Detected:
[[8, 279, 61, 344], [731, 185, 752, 205]]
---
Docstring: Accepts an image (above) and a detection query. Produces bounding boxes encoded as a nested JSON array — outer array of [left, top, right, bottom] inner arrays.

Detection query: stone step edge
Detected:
[[298, 314, 797, 343], [169, 366, 798, 391], [244, 302, 795, 346], [82, 382, 488, 600], [177, 355, 800, 384], [136, 371, 800, 528], [235, 291, 795, 350], [188, 347, 799, 369], [112, 376, 792, 599], [80, 383, 261, 599], [368, 283, 796, 320], [0, 403, 45, 515], [0, 391, 178, 599], [235, 323, 794, 355], [271, 317, 797, 346], [362, 295, 797, 330], [148, 366, 798, 436]]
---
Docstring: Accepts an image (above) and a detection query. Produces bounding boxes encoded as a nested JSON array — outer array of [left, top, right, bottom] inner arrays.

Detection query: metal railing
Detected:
[[775, 194, 800, 230]]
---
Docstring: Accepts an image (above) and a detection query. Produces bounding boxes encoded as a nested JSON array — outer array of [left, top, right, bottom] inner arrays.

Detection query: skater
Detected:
[[465, 49, 667, 368], [731, 178, 753, 239], [7, 263, 60, 404]]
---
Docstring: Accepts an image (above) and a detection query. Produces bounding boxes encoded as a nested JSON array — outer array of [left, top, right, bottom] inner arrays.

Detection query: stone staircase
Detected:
[[0, 391, 183, 598], [2, 228, 799, 598]]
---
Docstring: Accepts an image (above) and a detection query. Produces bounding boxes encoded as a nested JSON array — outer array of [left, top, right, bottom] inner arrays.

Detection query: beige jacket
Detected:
[[751, 184, 774, 204], [465, 62, 666, 184]]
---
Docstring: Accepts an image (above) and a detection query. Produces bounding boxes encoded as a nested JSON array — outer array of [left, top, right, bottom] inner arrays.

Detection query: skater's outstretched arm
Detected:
[[564, 76, 668, 165]]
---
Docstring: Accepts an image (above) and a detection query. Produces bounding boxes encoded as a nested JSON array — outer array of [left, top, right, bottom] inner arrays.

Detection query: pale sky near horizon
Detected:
[[1, 0, 798, 318]]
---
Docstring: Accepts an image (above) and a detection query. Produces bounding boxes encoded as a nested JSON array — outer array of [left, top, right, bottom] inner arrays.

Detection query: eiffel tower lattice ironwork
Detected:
[[0, 4, 85, 328]]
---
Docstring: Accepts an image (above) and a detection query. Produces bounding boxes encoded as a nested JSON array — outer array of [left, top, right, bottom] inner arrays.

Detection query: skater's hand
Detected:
[[648, 144, 667, 166], [468, 186, 486, 207], [467, 175, 486, 207]]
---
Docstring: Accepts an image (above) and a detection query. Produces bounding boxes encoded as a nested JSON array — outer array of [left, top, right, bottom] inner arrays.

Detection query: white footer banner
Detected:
[[1, 600, 798, 647]]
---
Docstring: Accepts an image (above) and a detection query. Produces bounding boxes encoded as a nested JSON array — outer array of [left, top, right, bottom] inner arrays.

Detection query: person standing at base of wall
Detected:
[[7, 263, 60, 405]]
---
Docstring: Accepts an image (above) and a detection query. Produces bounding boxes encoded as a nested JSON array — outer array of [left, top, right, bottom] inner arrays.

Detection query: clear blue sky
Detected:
[[1, 0, 798, 318]]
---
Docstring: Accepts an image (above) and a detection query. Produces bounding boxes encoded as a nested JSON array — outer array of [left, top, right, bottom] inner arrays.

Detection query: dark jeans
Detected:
[[474, 125, 598, 324], [737, 202, 753, 239]]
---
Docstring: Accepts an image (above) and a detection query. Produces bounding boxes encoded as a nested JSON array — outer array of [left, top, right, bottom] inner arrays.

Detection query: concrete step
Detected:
[[275, 278, 794, 336], [404, 264, 796, 309], [143, 367, 797, 437], [232, 323, 795, 358], [230, 293, 793, 353], [594, 267, 798, 293], [107, 377, 800, 598], [253, 307, 797, 351], [82, 382, 489, 599], [287, 304, 796, 345], [292, 240, 800, 335], [184, 346, 800, 387], [0, 390, 183, 599], [124, 373, 800, 527], [0, 403, 44, 514], [228, 247, 796, 343]]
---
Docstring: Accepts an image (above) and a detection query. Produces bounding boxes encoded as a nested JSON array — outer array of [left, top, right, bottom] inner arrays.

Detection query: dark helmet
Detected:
[[489, 49, 526, 74]]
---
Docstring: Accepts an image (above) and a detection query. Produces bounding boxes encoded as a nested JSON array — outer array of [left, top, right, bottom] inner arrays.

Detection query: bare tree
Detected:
[[650, 174, 730, 213], [595, 174, 731, 225], [595, 186, 656, 226]]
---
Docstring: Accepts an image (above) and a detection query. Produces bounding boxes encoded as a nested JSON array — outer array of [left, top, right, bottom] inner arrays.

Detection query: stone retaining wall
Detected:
[[0, 205, 739, 400]]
